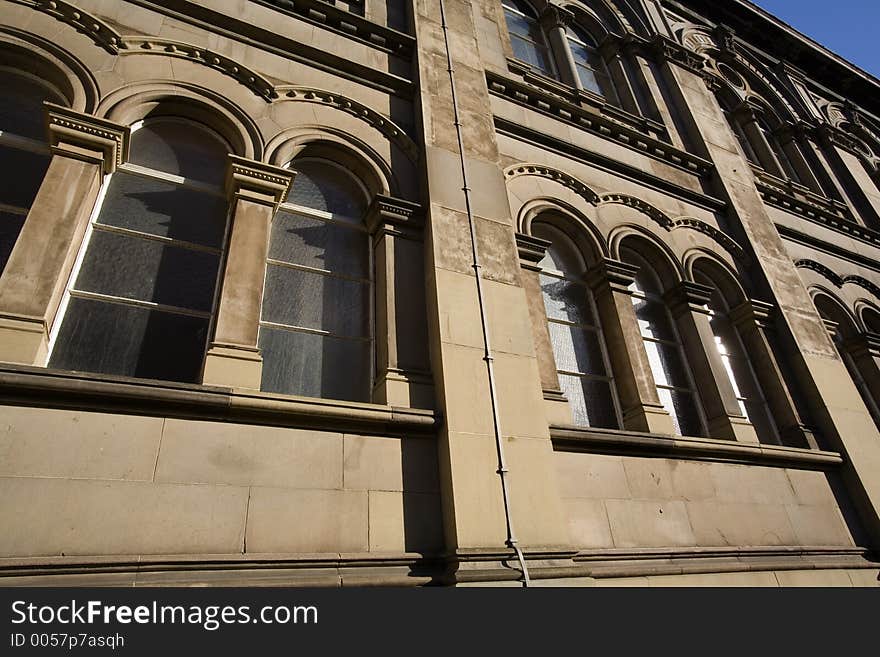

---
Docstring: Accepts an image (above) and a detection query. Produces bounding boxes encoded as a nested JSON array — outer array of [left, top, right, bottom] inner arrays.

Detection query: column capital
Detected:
[[729, 299, 775, 330], [539, 4, 574, 31], [366, 194, 423, 239], [226, 156, 294, 209], [843, 331, 880, 358], [515, 232, 550, 271], [45, 103, 130, 174], [586, 257, 639, 293], [664, 281, 714, 317]]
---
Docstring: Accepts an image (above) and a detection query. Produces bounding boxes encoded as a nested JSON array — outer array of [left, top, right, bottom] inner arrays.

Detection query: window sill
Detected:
[[0, 364, 437, 437], [550, 424, 842, 469]]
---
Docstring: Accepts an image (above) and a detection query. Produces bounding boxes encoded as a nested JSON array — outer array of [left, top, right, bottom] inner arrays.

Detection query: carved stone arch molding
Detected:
[[517, 197, 610, 261], [607, 223, 687, 284], [97, 82, 264, 160], [273, 87, 418, 163], [505, 164, 602, 205], [0, 25, 99, 112], [793, 259, 880, 302], [266, 127, 395, 198]]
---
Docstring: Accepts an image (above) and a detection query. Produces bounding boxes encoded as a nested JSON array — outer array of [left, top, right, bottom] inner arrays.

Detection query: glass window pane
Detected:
[[541, 276, 594, 325], [549, 322, 607, 376], [288, 160, 367, 219], [259, 326, 371, 402], [129, 121, 228, 186], [633, 297, 677, 341], [99, 171, 227, 248], [0, 211, 26, 274], [0, 145, 50, 209], [510, 36, 554, 75], [559, 374, 618, 429], [658, 388, 702, 437], [75, 229, 220, 312], [644, 340, 690, 388], [262, 264, 368, 338], [0, 72, 61, 140], [49, 297, 209, 383], [575, 64, 603, 96], [270, 211, 368, 278]]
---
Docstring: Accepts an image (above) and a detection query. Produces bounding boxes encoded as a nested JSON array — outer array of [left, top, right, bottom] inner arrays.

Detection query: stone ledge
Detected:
[[550, 424, 843, 469], [0, 364, 437, 437]]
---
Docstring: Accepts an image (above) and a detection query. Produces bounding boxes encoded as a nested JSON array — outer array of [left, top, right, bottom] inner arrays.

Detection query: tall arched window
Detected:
[[565, 25, 615, 101], [49, 118, 231, 383], [755, 115, 803, 185], [258, 157, 372, 402], [622, 246, 704, 437], [695, 272, 779, 443], [0, 69, 62, 274], [534, 222, 620, 428], [503, 0, 556, 78]]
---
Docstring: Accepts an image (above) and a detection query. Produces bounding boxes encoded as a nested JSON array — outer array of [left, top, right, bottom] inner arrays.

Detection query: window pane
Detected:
[[75, 229, 220, 312], [633, 297, 677, 341], [644, 340, 690, 388], [0, 145, 49, 210], [549, 322, 606, 376], [288, 160, 367, 219], [658, 388, 702, 437], [559, 374, 618, 429], [270, 211, 367, 278], [129, 121, 228, 186], [510, 36, 554, 75], [575, 64, 604, 96], [99, 171, 227, 248], [541, 275, 594, 325], [50, 297, 209, 383], [0, 73, 61, 140], [262, 264, 368, 338], [0, 211, 26, 274], [259, 326, 370, 402]]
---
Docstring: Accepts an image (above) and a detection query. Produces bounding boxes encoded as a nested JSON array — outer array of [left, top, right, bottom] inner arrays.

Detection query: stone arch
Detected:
[[610, 225, 684, 290], [686, 250, 749, 309], [519, 198, 608, 265]]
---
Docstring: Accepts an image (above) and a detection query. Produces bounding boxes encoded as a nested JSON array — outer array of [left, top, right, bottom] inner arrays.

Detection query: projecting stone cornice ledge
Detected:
[[550, 424, 843, 469], [0, 365, 437, 436]]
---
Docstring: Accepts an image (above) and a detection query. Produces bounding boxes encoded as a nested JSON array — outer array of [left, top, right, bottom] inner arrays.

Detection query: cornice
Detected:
[[487, 71, 713, 177], [778, 225, 880, 276]]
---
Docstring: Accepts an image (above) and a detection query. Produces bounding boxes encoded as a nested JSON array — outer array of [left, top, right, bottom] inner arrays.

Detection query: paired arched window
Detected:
[[49, 118, 231, 383], [621, 246, 704, 437], [565, 25, 616, 102], [502, 0, 557, 78], [0, 69, 60, 274], [533, 222, 620, 428], [259, 157, 373, 402]]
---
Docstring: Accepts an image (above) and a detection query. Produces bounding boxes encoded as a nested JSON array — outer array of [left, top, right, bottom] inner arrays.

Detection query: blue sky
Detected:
[[752, 0, 880, 78]]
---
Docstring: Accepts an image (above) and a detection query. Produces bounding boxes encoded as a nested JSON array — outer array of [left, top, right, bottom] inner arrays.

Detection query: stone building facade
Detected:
[[0, 0, 879, 586]]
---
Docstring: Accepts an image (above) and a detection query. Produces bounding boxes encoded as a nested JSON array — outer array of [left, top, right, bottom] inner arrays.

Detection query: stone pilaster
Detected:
[[587, 257, 675, 434], [0, 104, 129, 365], [202, 156, 293, 389], [539, 4, 578, 88]]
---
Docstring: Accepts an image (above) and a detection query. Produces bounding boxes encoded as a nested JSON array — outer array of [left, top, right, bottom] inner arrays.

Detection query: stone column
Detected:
[[515, 232, 572, 426], [774, 123, 824, 194], [367, 194, 434, 409], [665, 282, 759, 443], [734, 102, 786, 178], [599, 35, 641, 115], [539, 5, 578, 89], [202, 156, 293, 389], [659, 41, 880, 544], [729, 300, 820, 449], [587, 257, 675, 434], [0, 104, 129, 365]]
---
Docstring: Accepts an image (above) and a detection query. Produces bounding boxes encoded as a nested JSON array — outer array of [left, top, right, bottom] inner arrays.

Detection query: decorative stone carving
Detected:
[[45, 103, 130, 173]]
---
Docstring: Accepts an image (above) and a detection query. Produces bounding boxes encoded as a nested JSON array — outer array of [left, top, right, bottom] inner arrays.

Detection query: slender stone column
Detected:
[[730, 300, 820, 449], [539, 5, 578, 88], [0, 104, 129, 365], [665, 282, 759, 443], [367, 195, 434, 409], [202, 156, 293, 389], [587, 257, 675, 434], [775, 123, 824, 194]]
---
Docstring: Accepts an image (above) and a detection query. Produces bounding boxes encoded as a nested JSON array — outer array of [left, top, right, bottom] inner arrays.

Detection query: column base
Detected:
[[706, 414, 760, 443], [543, 388, 573, 426], [372, 368, 435, 409], [202, 343, 263, 389], [623, 402, 676, 435], [0, 314, 48, 365]]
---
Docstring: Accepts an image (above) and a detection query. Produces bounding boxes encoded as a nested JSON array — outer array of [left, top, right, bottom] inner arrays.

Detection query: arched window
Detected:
[[0, 69, 62, 274], [49, 118, 231, 383], [565, 25, 615, 101], [258, 157, 372, 402], [755, 115, 803, 185], [622, 246, 704, 437], [503, 0, 556, 78], [695, 272, 779, 443], [533, 222, 620, 428]]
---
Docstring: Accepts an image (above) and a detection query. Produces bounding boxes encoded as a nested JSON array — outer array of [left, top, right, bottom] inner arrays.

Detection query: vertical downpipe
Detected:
[[437, 0, 531, 587]]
